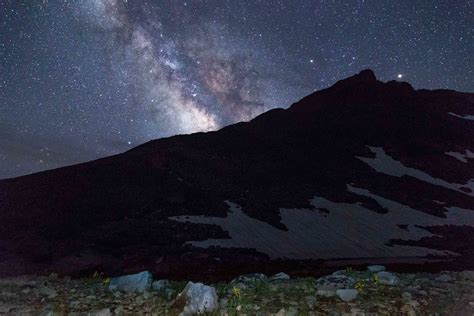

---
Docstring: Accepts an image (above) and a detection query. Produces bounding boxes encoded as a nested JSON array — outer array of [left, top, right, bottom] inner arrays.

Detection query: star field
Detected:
[[1, 0, 473, 179]]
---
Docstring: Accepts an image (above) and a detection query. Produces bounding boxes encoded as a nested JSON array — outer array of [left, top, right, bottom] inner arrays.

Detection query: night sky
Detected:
[[1, 1, 473, 179]]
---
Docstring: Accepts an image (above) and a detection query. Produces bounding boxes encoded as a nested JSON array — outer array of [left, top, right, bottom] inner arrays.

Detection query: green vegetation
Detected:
[[168, 280, 188, 296]]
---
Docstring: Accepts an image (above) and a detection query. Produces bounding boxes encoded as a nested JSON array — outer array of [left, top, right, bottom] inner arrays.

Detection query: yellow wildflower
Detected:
[[232, 287, 241, 298]]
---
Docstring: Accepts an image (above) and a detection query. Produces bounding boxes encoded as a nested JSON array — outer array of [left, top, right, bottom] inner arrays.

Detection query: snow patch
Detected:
[[169, 187, 474, 260], [357, 146, 474, 196], [445, 150, 474, 163], [448, 112, 474, 120]]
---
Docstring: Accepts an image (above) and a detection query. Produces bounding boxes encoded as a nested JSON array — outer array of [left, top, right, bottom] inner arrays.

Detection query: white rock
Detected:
[[108, 271, 153, 293], [367, 265, 386, 273], [176, 282, 218, 316], [271, 272, 291, 280], [336, 289, 358, 302], [377, 271, 400, 286]]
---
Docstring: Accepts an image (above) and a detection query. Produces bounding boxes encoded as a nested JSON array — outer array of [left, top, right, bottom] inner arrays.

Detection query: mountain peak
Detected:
[[356, 69, 377, 81], [326, 69, 378, 92], [338, 69, 377, 86], [290, 69, 391, 112]]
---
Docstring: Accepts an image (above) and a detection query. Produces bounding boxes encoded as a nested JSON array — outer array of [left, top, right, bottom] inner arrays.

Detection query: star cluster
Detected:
[[1, 0, 473, 178]]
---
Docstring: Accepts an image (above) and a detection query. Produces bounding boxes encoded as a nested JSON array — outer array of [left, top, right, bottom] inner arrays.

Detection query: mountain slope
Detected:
[[1, 70, 473, 280]]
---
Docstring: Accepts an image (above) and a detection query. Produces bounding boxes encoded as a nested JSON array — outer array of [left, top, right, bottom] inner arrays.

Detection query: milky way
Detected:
[[1, 1, 473, 178]]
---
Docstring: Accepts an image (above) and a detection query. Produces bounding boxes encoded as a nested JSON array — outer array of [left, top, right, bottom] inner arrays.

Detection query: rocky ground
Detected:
[[1, 267, 474, 315]]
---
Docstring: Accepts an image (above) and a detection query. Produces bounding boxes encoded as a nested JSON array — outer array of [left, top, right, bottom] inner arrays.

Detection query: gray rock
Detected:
[[402, 292, 412, 300], [415, 277, 430, 284], [435, 274, 452, 282], [336, 289, 358, 302], [275, 308, 298, 316], [0, 305, 13, 314], [174, 282, 218, 315], [39, 287, 58, 299], [90, 309, 112, 316], [405, 273, 416, 280], [316, 285, 336, 297], [377, 271, 400, 286], [152, 279, 169, 292], [315, 275, 355, 290], [166, 288, 177, 300], [286, 306, 299, 316], [112, 291, 122, 298], [275, 309, 285, 316], [108, 271, 153, 293], [231, 273, 267, 284], [39, 311, 62, 316], [21, 288, 31, 294], [331, 270, 347, 276], [271, 272, 291, 280], [113, 307, 125, 315], [304, 296, 317, 308], [460, 271, 474, 281], [367, 265, 386, 273]]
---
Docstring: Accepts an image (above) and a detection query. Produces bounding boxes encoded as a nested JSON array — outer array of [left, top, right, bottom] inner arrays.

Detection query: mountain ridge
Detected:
[[0, 69, 473, 281]]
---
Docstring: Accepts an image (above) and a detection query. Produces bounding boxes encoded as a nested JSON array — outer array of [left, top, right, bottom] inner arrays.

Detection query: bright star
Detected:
[[397, 74, 403, 79], [310, 59, 314, 63]]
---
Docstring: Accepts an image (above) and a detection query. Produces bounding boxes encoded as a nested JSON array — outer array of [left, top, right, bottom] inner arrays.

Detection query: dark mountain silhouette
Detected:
[[1, 70, 473, 281]]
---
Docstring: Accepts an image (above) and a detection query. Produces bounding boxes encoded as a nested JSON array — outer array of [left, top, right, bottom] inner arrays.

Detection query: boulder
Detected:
[[367, 265, 386, 273], [271, 272, 291, 280], [377, 271, 400, 286], [172, 282, 218, 315], [108, 271, 152, 293], [336, 289, 358, 302], [231, 273, 267, 284]]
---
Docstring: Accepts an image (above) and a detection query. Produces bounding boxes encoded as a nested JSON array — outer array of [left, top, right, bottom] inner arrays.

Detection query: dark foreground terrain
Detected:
[[1, 267, 473, 315], [0, 70, 473, 280]]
